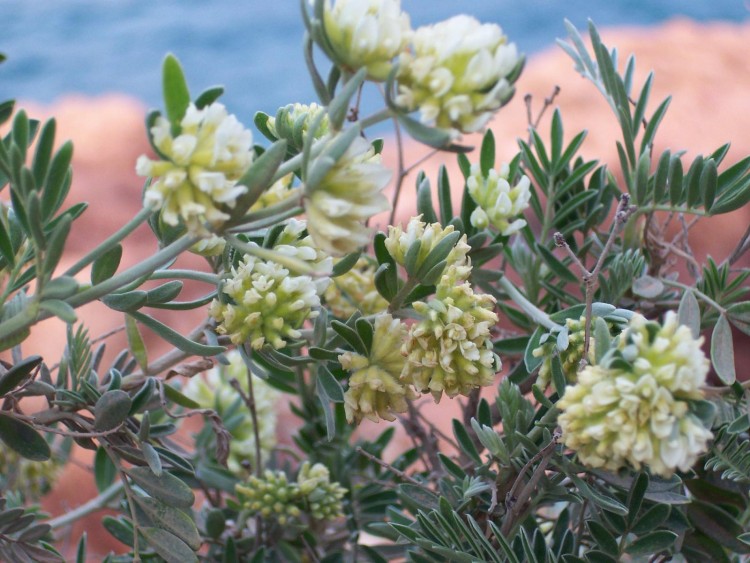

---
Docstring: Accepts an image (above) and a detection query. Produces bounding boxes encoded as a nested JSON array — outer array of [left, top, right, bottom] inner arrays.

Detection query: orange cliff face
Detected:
[[1, 18, 748, 558]]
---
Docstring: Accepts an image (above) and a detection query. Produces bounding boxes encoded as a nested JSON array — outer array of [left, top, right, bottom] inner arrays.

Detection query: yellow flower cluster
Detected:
[[396, 15, 520, 133], [557, 312, 713, 477], [209, 223, 331, 349], [304, 136, 391, 256], [340, 314, 416, 423], [401, 265, 500, 402]]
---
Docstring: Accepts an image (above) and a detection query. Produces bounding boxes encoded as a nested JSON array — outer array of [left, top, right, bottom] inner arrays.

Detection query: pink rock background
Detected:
[[5, 19, 749, 558]]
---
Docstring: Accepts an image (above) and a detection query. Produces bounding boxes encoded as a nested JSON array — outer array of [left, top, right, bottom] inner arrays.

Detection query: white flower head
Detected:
[[323, 0, 412, 81], [557, 312, 713, 477], [396, 15, 521, 133], [304, 136, 391, 256], [136, 102, 254, 233]]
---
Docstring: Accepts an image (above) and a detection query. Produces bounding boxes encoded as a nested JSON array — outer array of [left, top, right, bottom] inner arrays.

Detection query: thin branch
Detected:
[[500, 429, 561, 536], [555, 194, 636, 360], [355, 447, 431, 491]]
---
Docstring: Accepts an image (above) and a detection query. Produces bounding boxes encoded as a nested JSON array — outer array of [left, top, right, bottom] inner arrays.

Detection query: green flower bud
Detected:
[[266, 103, 330, 151]]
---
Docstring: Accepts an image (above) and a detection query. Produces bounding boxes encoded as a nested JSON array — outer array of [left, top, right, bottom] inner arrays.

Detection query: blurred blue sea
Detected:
[[1, 0, 748, 119]]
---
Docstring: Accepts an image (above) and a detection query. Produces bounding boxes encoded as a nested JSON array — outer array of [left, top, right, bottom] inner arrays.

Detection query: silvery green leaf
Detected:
[[94, 390, 132, 432], [711, 314, 736, 385], [632, 275, 664, 299], [678, 289, 701, 338]]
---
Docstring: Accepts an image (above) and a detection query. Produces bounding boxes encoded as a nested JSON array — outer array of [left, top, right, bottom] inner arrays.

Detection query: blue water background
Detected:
[[1, 1, 748, 120]]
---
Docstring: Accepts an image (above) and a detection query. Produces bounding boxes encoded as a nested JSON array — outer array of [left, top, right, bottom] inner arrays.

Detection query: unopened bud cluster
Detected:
[[236, 462, 346, 524], [557, 312, 713, 477], [385, 215, 470, 280], [136, 103, 254, 232], [267, 103, 331, 149], [467, 163, 531, 235]]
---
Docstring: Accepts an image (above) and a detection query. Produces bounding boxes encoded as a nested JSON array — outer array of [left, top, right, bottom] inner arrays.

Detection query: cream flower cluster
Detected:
[[209, 251, 328, 349], [557, 312, 713, 477], [183, 350, 278, 474], [266, 103, 330, 150], [396, 15, 520, 133], [402, 265, 500, 401], [385, 215, 471, 280], [323, 0, 411, 81], [136, 103, 254, 232], [324, 257, 388, 318], [304, 136, 391, 256], [236, 462, 347, 524], [467, 162, 531, 235], [340, 314, 416, 423]]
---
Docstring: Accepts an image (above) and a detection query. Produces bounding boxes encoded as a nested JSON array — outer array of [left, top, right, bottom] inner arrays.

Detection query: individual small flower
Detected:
[[266, 103, 330, 150], [396, 15, 521, 133], [209, 252, 326, 349], [304, 136, 391, 256], [324, 257, 389, 318], [136, 103, 254, 232], [236, 470, 303, 525], [190, 233, 226, 257], [296, 461, 348, 521], [467, 163, 531, 235], [402, 270, 500, 402], [340, 314, 416, 423], [557, 312, 713, 477], [183, 350, 278, 474], [272, 218, 334, 275], [322, 0, 411, 81], [385, 215, 471, 281]]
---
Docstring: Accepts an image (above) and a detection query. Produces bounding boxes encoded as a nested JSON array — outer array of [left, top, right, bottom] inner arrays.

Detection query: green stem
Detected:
[[497, 275, 562, 332], [47, 480, 124, 530], [661, 278, 726, 314], [635, 205, 707, 217], [150, 269, 219, 285], [358, 108, 395, 130], [64, 207, 153, 277], [66, 235, 199, 308], [387, 278, 418, 314]]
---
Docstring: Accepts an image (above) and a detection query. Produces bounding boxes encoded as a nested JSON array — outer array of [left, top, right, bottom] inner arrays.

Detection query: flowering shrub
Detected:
[[0, 2, 749, 561]]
